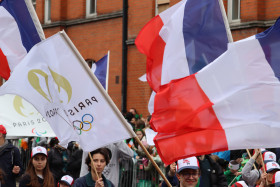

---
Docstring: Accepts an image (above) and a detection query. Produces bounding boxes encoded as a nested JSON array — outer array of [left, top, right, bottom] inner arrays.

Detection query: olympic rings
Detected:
[[82, 114, 94, 124], [72, 114, 94, 135], [80, 121, 91, 131]]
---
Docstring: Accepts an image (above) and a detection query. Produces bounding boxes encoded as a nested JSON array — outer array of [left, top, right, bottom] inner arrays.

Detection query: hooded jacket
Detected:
[[0, 141, 24, 187]]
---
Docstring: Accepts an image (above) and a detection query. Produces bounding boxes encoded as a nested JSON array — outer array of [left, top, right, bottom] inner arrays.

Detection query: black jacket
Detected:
[[0, 142, 24, 187], [67, 149, 83, 179], [19, 174, 44, 187], [48, 147, 69, 183], [199, 155, 227, 187]]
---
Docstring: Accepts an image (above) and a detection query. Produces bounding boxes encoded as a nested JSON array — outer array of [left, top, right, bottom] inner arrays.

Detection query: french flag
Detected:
[[152, 18, 280, 165], [0, 0, 44, 80], [135, 0, 228, 92], [91, 52, 109, 90]]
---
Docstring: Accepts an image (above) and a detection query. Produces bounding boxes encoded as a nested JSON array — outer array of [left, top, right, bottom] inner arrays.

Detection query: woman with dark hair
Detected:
[[19, 146, 55, 187], [73, 148, 114, 187]]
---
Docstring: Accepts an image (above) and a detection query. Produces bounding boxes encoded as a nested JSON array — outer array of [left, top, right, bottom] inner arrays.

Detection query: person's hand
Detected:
[[168, 162, 176, 177], [95, 178, 104, 187], [252, 149, 260, 160], [235, 172, 242, 176], [12, 166, 20, 174], [261, 172, 267, 180], [236, 158, 243, 164], [131, 145, 137, 151]]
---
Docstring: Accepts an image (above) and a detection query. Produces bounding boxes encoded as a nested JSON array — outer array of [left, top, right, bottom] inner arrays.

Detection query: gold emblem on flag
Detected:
[[28, 67, 72, 103], [13, 95, 34, 117]]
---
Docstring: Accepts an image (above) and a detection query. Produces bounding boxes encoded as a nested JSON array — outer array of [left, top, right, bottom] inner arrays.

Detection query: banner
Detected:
[[0, 94, 55, 137]]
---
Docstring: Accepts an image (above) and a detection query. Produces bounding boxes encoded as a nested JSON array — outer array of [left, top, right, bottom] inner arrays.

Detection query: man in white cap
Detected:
[[176, 156, 200, 187]]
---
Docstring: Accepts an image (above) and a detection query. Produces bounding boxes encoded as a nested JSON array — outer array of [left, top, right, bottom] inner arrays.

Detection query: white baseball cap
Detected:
[[263, 151, 276, 163], [31, 146, 47, 158], [177, 156, 199, 173], [231, 181, 248, 187], [265, 161, 280, 173], [60, 175, 74, 186]]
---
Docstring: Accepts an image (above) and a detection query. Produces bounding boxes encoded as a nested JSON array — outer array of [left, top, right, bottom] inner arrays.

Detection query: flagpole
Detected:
[[218, 0, 234, 43], [24, 0, 46, 40], [258, 149, 268, 185], [106, 50, 110, 92], [88, 152, 100, 180], [134, 136, 172, 187], [246, 149, 257, 170], [60, 31, 172, 187]]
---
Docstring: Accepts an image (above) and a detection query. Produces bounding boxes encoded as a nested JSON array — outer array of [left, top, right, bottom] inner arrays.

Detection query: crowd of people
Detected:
[[1, 108, 280, 187]]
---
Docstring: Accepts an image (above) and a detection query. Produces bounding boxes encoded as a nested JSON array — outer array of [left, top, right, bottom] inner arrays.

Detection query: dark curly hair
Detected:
[[85, 148, 111, 171]]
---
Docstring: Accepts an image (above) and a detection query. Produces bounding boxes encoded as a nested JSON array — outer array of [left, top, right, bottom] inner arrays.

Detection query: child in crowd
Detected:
[[58, 175, 74, 187], [19, 146, 55, 187], [224, 160, 242, 185]]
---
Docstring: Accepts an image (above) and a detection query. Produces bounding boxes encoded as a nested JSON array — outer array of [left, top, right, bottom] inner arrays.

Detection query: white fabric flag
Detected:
[[138, 74, 147, 82], [0, 32, 133, 151], [0, 94, 55, 137], [145, 128, 157, 146]]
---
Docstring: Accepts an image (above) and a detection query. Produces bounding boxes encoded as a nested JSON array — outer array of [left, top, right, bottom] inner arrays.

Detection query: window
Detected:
[[31, 0, 36, 10], [44, 0, 51, 24], [156, 0, 170, 15], [228, 0, 240, 22], [86, 0, 96, 17]]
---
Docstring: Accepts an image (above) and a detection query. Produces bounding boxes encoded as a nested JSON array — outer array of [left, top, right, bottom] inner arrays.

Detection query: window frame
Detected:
[[228, 0, 240, 23], [44, 0, 51, 24], [31, 0, 36, 10], [86, 0, 97, 18], [155, 0, 170, 15]]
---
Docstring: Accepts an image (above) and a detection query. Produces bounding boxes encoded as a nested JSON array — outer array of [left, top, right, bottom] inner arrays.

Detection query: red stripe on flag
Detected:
[[154, 122, 228, 165], [135, 15, 165, 92], [0, 48, 10, 80], [151, 74, 228, 164], [151, 74, 214, 133]]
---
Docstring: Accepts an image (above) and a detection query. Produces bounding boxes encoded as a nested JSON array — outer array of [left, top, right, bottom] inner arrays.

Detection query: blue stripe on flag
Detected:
[[256, 17, 280, 81], [183, 0, 228, 74], [94, 54, 108, 89], [0, 0, 41, 51]]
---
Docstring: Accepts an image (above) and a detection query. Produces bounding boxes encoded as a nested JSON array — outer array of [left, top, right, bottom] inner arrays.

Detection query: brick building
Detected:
[[2, 0, 280, 117]]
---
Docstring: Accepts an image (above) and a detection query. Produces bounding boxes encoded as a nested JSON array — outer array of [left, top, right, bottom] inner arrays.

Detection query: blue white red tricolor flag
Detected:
[[135, 0, 228, 92], [152, 18, 280, 165], [91, 52, 109, 90], [0, 0, 44, 80]]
